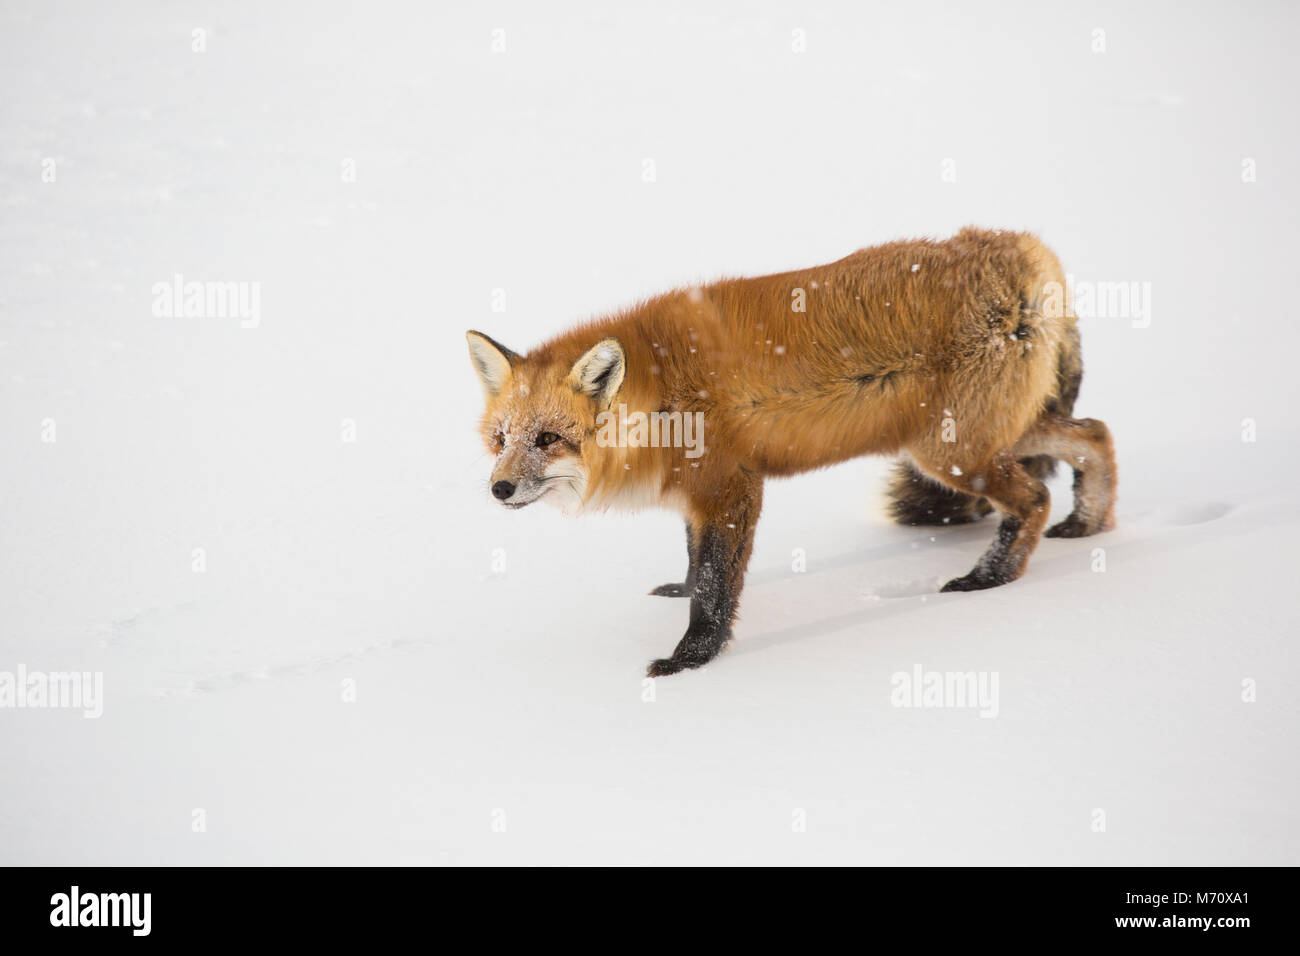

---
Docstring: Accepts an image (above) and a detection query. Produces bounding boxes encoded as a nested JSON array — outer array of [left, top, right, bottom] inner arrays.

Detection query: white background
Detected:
[[1, 0, 1296, 864]]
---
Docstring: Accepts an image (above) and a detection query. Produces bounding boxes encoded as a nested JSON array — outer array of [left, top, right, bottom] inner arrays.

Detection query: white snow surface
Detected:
[[2, 1, 1297, 864]]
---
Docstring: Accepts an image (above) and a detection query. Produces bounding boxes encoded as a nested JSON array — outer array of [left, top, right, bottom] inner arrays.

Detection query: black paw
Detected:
[[940, 570, 1004, 592], [1045, 515, 1093, 538], [646, 656, 706, 677], [647, 623, 730, 677], [649, 582, 691, 597]]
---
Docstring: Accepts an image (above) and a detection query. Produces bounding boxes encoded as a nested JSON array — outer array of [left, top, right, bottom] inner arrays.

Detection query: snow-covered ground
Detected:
[[2, 1, 1297, 864]]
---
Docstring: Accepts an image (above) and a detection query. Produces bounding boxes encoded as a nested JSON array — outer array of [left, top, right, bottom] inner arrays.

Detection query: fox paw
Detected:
[[1046, 513, 1113, 538], [646, 655, 708, 677], [1045, 515, 1092, 538], [940, 570, 1005, 592], [649, 582, 692, 597]]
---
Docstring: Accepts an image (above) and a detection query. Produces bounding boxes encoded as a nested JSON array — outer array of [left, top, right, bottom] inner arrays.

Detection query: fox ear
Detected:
[[567, 337, 625, 408], [466, 330, 519, 398]]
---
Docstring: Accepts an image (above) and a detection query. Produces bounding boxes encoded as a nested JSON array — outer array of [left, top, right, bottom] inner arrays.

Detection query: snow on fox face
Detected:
[[485, 411, 587, 512], [466, 331, 625, 513]]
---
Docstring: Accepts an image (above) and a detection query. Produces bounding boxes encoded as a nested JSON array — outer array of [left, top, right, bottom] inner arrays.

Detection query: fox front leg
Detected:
[[649, 524, 696, 597], [646, 476, 762, 677]]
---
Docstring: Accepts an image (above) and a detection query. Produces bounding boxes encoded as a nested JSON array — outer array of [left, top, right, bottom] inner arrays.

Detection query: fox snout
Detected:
[[491, 480, 538, 509], [488, 443, 589, 509], [488, 459, 587, 511], [488, 467, 547, 509], [487, 439, 559, 508]]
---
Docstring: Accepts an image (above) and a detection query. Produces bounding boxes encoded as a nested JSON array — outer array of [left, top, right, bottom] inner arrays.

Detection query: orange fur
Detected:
[[468, 227, 1116, 675]]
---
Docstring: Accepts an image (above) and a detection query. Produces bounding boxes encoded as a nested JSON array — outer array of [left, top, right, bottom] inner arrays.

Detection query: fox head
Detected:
[[466, 330, 625, 512]]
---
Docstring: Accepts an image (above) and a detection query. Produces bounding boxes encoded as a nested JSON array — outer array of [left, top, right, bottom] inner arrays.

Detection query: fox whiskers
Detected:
[[539, 471, 586, 513]]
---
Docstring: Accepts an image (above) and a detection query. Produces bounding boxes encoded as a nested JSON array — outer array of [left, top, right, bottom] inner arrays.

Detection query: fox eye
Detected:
[[536, 432, 560, 448], [492, 433, 505, 447]]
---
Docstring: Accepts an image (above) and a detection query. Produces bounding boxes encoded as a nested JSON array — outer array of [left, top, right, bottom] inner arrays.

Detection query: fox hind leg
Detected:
[[923, 455, 1052, 593], [1013, 415, 1117, 538]]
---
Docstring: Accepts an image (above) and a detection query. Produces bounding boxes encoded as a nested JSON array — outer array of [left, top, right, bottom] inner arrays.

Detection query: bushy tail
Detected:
[[887, 319, 1083, 526], [887, 461, 995, 525]]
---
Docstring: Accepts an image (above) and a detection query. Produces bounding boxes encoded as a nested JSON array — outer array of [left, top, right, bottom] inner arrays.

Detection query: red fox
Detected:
[[467, 228, 1116, 676]]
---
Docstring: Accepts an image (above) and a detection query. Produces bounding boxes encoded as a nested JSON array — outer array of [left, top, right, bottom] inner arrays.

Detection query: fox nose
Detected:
[[491, 480, 516, 501]]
